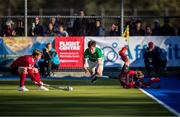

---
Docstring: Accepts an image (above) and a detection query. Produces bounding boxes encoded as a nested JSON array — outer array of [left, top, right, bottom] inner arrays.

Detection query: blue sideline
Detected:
[[143, 76, 180, 115]]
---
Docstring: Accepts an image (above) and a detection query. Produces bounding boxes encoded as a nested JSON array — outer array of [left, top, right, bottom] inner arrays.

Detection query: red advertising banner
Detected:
[[55, 37, 84, 68]]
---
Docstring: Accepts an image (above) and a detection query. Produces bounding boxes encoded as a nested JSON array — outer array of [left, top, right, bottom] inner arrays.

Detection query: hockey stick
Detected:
[[90, 74, 111, 83], [43, 83, 73, 91]]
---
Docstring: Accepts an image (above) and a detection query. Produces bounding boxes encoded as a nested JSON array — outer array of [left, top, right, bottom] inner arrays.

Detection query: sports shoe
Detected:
[[151, 77, 160, 83], [50, 72, 56, 77], [39, 86, 49, 91], [91, 74, 98, 84], [18, 86, 29, 91]]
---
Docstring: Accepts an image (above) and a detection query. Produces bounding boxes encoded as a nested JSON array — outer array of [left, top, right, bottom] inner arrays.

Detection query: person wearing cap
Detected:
[[3, 19, 16, 36], [143, 42, 167, 76]]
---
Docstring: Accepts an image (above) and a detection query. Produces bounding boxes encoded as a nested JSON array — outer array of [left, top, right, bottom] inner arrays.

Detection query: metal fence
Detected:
[[0, 0, 180, 36], [0, 15, 180, 37]]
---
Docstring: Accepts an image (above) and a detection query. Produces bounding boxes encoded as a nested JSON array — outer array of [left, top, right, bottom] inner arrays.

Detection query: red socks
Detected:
[[20, 73, 26, 87], [28, 69, 42, 86]]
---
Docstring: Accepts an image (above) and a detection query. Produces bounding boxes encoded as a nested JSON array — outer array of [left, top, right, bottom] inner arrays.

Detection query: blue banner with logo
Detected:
[[85, 36, 180, 67], [0, 36, 180, 68]]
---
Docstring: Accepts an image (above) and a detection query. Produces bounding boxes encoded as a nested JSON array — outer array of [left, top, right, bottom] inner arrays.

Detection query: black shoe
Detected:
[[44, 73, 51, 77], [91, 75, 98, 84]]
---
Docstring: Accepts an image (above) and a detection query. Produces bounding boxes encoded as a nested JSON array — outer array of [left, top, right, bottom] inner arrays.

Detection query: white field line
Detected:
[[139, 88, 180, 116]]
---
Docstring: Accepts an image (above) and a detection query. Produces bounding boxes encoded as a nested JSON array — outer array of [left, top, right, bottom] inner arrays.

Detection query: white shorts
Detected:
[[86, 60, 104, 74]]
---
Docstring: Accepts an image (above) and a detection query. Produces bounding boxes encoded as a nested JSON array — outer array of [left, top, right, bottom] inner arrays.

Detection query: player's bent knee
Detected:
[[18, 67, 28, 74], [32, 68, 39, 73], [96, 69, 103, 76]]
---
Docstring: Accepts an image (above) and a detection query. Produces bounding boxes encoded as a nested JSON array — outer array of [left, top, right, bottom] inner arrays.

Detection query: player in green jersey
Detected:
[[84, 40, 104, 83]]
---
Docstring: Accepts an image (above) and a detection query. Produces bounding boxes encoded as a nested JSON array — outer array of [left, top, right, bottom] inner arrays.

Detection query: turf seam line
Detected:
[[139, 88, 180, 116]]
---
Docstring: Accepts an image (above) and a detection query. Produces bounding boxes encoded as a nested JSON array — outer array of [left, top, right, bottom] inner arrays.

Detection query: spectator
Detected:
[[143, 42, 167, 76], [86, 16, 96, 36], [45, 23, 56, 36], [159, 18, 175, 36], [109, 23, 119, 36], [31, 17, 44, 36], [125, 18, 134, 36], [39, 43, 60, 76], [15, 19, 24, 36], [73, 10, 88, 36], [94, 19, 105, 36], [145, 25, 152, 36], [131, 19, 145, 36], [57, 15, 64, 26], [152, 19, 161, 36], [49, 17, 59, 33], [3, 19, 16, 36], [57, 24, 69, 37]]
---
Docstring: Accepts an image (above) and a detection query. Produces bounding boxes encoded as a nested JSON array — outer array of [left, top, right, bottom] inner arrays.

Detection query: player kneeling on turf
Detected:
[[84, 40, 104, 83], [10, 49, 49, 91]]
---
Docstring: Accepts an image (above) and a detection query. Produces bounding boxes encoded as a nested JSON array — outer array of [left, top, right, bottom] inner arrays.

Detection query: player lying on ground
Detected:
[[84, 40, 104, 83], [10, 49, 49, 91], [119, 69, 160, 88], [118, 46, 160, 88]]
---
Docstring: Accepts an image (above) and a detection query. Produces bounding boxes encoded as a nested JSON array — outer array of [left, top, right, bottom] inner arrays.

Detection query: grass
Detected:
[[0, 79, 174, 116]]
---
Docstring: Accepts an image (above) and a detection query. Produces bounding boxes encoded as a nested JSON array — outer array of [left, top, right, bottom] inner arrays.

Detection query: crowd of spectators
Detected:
[[0, 10, 180, 37]]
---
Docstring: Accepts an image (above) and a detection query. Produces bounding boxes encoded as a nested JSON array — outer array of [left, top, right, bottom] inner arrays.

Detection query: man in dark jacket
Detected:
[[144, 42, 167, 76], [31, 17, 44, 36], [73, 10, 88, 36]]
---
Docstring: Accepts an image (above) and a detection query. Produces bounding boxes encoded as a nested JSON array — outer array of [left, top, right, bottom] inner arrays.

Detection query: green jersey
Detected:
[[84, 47, 103, 62]]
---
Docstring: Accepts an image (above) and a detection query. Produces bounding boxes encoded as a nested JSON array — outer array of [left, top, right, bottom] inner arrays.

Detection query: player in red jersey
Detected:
[[119, 46, 130, 71], [118, 46, 130, 77], [118, 46, 160, 88], [119, 69, 160, 88], [120, 70, 143, 88], [11, 49, 49, 91]]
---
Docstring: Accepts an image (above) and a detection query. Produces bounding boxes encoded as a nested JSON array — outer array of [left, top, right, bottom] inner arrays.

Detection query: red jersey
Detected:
[[120, 70, 135, 88], [119, 47, 128, 62], [11, 55, 36, 69], [121, 70, 135, 79]]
